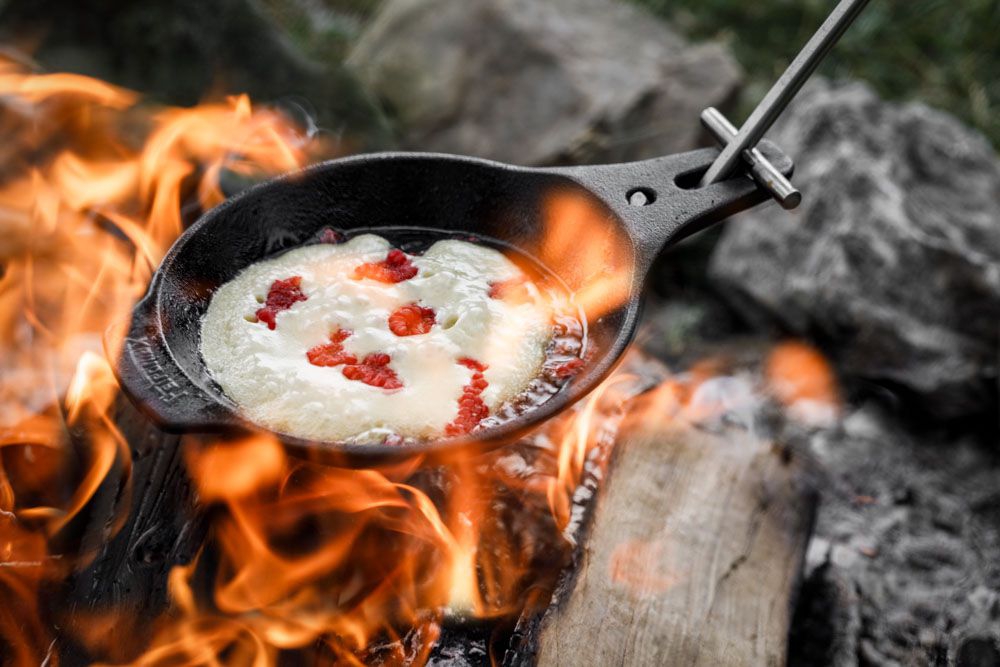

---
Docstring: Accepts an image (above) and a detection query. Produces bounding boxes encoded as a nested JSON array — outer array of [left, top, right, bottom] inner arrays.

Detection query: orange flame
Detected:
[[0, 56, 318, 666], [538, 190, 632, 320]]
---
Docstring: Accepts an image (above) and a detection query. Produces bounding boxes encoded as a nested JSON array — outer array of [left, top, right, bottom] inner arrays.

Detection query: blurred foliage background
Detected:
[[259, 0, 382, 63], [2, 0, 995, 149], [633, 0, 1000, 147]]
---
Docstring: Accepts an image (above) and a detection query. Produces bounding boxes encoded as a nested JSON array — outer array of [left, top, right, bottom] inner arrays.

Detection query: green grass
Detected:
[[632, 0, 1000, 148]]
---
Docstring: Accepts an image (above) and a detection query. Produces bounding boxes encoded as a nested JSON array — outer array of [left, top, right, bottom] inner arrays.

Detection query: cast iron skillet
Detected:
[[116, 144, 792, 464]]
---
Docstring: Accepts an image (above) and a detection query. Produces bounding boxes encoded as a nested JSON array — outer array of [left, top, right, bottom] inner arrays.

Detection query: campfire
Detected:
[[0, 57, 850, 665]]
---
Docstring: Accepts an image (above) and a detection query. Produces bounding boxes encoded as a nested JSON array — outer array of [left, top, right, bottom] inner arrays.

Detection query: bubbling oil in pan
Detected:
[[199, 226, 588, 447]]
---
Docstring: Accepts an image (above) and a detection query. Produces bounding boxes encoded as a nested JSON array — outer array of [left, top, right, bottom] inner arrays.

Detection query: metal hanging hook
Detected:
[[700, 0, 872, 188]]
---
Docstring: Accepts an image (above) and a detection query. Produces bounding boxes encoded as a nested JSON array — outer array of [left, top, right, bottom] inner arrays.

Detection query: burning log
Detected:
[[515, 375, 819, 666]]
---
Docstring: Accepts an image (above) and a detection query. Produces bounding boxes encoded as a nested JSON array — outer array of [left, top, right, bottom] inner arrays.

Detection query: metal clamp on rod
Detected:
[[700, 107, 801, 210]]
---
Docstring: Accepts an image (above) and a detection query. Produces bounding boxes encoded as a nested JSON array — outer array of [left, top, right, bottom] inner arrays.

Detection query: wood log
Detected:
[[527, 391, 818, 666], [54, 394, 207, 664]]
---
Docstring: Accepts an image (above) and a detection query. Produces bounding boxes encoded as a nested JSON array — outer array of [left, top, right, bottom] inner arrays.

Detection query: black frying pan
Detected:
[[115, 144, 792, 464], [115, 0, 874, 465]]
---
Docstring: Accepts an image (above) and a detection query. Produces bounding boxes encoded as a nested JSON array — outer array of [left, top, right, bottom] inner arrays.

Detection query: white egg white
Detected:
[[200, 234, 553, 443]]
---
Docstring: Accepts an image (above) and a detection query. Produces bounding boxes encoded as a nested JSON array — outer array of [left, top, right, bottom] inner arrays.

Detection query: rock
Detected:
[[709, 80, 1000, 419], [348, 0, 741, 165]]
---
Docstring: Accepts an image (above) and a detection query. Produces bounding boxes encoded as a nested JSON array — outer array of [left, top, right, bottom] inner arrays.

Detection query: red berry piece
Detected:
[[342, 352, 403, 390], [458, 357, 488, 373], [354, 249, 418, 283], [256, 276, 307, 330], [445, 358, 490, 436], [388, 304, 436, 336], [306, 328, 356, 367]]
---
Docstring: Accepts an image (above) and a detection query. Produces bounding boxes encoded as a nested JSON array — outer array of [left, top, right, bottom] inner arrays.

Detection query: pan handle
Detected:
[[551, 141, 794, 271]]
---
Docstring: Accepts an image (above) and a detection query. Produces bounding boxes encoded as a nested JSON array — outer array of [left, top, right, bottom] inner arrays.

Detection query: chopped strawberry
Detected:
[[306, 328, 356, 367], [319, 228, 345, 244], [445, 358, 490, 436], [354, 249, 418, 283], [309, 332, 403, 390], [388, 304, 436, 336], [343, 353, 403, 390], [256, 276, 307, 330]]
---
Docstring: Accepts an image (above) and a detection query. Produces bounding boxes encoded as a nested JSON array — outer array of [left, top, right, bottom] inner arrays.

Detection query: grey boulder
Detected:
[[709, 80, 1000, 419], [348, 0, 741, 165]]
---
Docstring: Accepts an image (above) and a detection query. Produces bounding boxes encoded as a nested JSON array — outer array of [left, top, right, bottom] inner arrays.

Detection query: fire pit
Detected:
[[0, 63, 818, 664], [0, 2, 888, 664]]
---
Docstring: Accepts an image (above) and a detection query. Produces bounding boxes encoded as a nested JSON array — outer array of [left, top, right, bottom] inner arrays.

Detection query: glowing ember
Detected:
[[765, 341, 840, 425]]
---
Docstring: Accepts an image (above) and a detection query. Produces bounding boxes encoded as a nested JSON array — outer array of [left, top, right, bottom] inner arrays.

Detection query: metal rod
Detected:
[[700, 107, 801, 210], [700, 0, 872, 186]]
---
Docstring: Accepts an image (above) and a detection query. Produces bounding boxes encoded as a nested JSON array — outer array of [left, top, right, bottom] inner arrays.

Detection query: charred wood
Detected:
[[53, 395, 206, 664]]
